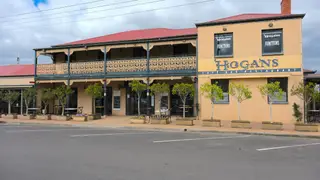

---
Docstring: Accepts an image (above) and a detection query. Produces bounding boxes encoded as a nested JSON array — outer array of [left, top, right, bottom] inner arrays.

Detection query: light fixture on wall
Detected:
[[269, 23, 274, 28], [223, 27, 227, 31]]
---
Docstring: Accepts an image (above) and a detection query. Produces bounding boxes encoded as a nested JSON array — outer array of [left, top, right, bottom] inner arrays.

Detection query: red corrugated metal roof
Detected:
[[0, 64, 34, 77], [60, 28, 197, 46], [197, 13, 305, 26]]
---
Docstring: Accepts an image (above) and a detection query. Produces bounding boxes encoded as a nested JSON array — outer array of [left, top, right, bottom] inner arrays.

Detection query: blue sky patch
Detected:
[[33, 0, 48, 7]]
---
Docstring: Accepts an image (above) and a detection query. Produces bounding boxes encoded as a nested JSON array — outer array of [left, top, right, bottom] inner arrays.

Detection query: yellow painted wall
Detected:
[[0, 76, 34, 86], [197, 18, 304, 124], [198, 18, 303, 72]]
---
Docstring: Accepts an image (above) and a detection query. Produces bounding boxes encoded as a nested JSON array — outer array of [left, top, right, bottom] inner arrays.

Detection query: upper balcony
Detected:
[[36, 42, 196, 80]]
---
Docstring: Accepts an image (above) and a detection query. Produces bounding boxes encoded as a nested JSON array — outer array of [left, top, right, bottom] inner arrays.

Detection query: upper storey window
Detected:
[[214, 33, 233, 57], [262, 29, 283, 55]]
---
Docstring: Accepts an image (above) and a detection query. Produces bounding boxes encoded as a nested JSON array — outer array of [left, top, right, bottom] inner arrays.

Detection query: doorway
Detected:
[[95, 87, 112, 116]]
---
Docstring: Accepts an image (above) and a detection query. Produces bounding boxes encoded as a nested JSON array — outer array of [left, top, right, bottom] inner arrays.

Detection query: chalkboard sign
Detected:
[[262, 29, 283, 55], [214, 33, 233, 57]]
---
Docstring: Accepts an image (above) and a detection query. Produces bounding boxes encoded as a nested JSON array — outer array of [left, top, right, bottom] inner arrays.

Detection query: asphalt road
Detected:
[[0, 124, 319, 180]]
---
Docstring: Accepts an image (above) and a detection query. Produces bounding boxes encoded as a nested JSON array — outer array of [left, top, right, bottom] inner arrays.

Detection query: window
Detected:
[[262, 29, 283, 55], [267, 78, 288, 103], [214, 33, 233, 57], [211, 79, 229, 103], [113, 90, 121, 110]]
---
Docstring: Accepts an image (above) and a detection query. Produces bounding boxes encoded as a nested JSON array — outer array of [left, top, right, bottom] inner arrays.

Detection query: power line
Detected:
[[0, 0, 141, 24], [4, 0, 215, 31], [1, 0, 160, 25], [0, 0, 107, 19]]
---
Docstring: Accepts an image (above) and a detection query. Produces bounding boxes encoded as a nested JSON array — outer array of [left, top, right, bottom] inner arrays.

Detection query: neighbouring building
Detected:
[[0, 0, 313, 124]]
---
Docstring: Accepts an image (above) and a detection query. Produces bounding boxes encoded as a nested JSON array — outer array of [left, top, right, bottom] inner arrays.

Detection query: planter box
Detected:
[[295, 123, 318, 132], [18, 115, 35, 120], [261, 121, 283, 130], [176, 118, 194, 126], [51, 115, 71, 121], [87, 114, 102, 121], [4, 114, 18, 119], [231, 120, 251, 129], [202, 119, 221, 127], [130, 119, 146, 124], [36, 115, 51, 120], [72, 116, 87, 122], [150, 119, 169, 125]]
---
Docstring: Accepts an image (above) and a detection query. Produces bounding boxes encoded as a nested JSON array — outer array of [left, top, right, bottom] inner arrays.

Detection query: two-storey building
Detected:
[[33, 0, 305, 124]]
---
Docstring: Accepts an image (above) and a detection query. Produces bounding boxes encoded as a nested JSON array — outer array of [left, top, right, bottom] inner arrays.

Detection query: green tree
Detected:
[[258, 81, 284, 122], [85, 83, 103, 114], [200, 82, 224, 120], [292, 103, 303, 122], [3, 91, 20, 114], [53, 86, 74, 116], [23, 88, 37, 115], [291, 82, 320, 122], [41, 88, 55, 115], [129, 80, 147, 116], [172, 83, 195, 119], [150, 83, 170, 115], [229, 83, 252, 120]]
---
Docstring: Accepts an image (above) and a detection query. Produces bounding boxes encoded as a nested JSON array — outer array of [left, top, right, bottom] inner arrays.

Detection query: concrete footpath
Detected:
[[1, 116, 319, 138]]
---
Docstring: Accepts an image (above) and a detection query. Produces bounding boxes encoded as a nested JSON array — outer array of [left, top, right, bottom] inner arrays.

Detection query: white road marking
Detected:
[[257, 142, 320, 151], [153, 135, 251, 143], [5, 128, 100, 133], [71, 132, 158, 137]]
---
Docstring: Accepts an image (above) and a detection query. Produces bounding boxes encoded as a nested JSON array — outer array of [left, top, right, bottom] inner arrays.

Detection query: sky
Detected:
[[0, 0, 319, 70]]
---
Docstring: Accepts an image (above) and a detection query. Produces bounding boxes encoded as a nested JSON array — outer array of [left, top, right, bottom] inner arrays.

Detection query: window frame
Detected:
[[113, 90, 121, 110], [211, 79, 230, 104], [214, 33, 234, 58], [267, 77, 288, 104], [262, 29, 284, 56]]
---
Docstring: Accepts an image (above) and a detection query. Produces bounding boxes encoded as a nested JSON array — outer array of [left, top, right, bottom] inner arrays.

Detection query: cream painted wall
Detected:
[[198, 75, 303, 123], [77, 83, 93, 114], [198, 18, 303, 72], [0, 76, 34, 86]]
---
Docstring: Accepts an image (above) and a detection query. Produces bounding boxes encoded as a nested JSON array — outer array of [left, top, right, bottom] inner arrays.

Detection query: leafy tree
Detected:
[[129, 80, 147, 116], [200, 82, 224, 120], [85, 83, 103, 114], [172, 83, 195, 119], [53, 86, 74, 116], [292, 103, 303, 122], [150, 83, 170, 115], [40, 88, 55, 115], [23, 88, 37, 115], [291, 82, 320, 122], [0, 90, 5, 114], [229, 83, 252, 120], [3, 91, 20, 114], [258, 81, 283, 122]]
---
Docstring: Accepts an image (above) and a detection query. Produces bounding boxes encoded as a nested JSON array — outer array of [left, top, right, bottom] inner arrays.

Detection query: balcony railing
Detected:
[[36, 56, 196, 76]]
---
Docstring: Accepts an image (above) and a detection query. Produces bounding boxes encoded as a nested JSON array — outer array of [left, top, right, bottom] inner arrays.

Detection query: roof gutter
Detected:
[[196, 14, 306, 27]]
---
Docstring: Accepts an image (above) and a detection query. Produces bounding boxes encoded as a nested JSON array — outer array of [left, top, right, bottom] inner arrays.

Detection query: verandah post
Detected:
[[146, 42, 150, 116], [103, 46, 108, 117]]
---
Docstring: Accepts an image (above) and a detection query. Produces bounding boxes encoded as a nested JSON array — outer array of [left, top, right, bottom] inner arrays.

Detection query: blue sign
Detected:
[[215, 59, 279, 71]]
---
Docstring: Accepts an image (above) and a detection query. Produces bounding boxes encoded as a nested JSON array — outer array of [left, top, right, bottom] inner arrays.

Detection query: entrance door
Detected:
[[95, 87, 112, 116], [170, 86, 194, 117], [126, 88, 154, 115]]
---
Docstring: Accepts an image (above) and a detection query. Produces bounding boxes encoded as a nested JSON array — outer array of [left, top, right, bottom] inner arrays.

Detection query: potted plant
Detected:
[[228, 83, 253, 129], [172, 83, 195, 126], [84, 83, 103, 121], [72, 114, 88, 122], [36, 88, 54, 120], [2, 90, 20, 119], [129, 80, 147, 124], [200, 82, 224, 127], [18, 88, 37, 120], [150, 83, 170, 124], [258, 81, 284, 130], [291, 82, 320, 132], [52, 86, 74, 121]]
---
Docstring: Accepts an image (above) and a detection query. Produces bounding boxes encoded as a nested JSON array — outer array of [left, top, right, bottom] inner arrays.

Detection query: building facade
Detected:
[[0, 0, 306, 124]]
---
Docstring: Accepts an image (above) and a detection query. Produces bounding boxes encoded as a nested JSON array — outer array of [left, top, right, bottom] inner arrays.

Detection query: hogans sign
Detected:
[[214, 59, 279, 71]]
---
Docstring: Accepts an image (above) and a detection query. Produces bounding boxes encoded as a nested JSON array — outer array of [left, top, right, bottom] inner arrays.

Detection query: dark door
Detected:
[[126, 88, 154, 116], [95, 87, 112, 116], [170, 87, 194, 117]]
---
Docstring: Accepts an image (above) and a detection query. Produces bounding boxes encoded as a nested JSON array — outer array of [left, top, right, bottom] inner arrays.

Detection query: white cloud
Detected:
[[0, 0, 319, 70]]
